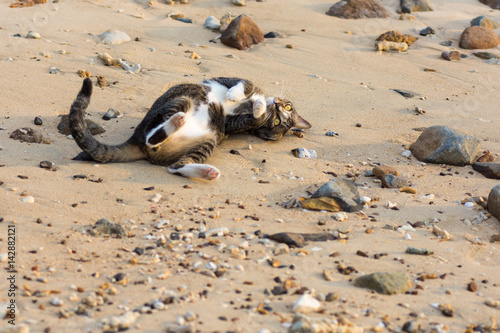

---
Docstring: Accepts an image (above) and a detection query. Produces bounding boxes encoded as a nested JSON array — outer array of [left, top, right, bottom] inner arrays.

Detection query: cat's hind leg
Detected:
[[168, 164, 220, 180], [145, 112, 185, 148], [167, 138, 220, 180]]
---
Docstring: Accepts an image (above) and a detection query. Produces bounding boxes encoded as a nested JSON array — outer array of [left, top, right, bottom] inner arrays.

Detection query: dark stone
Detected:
[[377, 30, 418, 46], [266, 232, 305, 248], [459, 26, 500, 50], [89, 218, 125, 238], [58, 115, 106, 136], [441, 51, 461, 61], [325, 0, 390, 19], [112, 272, 126, 282], [381, 174, 409, 188], [264, 31, 282, 38], [133, 247, 145, 255], [473, 52, 500, 60], [39, 161, 55, 170], [220, 15, 264, 50], [479, 0, 500, 9], [170, 232, 181, 240], [471, 16, 499, 29], [311, 178, 363, 212], [175, 18, 192, 23], [392, 89, 415, 98], [439, 40, 452, 46], [302, 233, 337, 242], [354, 271, 412, 295], [420, 26, 435, 36], [400, 0, 434, 13], [490, 186, 500, 222], [473, 162, 500, 179], [271, 285, 288, 295], [34, 116, 43, 125], [10, 127, 43, 143], [102, 108, 120, 121], [411, 126, 481, 166]]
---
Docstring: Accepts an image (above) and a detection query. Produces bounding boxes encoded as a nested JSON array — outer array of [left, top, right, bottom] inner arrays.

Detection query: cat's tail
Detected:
[[69, 78, 145, 163]]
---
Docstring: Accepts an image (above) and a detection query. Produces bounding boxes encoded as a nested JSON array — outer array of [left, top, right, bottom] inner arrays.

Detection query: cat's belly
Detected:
[[170, 104, 212, 139]]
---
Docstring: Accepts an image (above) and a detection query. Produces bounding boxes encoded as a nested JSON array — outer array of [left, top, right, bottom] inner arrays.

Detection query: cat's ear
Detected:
[[293, 116, 311, 129]]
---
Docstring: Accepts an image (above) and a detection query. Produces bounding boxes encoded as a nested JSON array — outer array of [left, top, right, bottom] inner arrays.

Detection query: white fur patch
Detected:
[[171, 104, 210, 139], [204, 80, 246, 115], [168, 164, 220, 180], [251, 94, 266, 118]]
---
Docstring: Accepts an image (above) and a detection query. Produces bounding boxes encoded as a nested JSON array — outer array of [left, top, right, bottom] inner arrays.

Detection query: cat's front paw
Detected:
[[226, 84, 246, 102], [253, 99, 266, 118]]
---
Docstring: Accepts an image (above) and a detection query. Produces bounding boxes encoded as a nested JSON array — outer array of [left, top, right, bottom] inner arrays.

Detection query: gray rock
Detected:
[[354, 271, 411, 295], [204, 16, 221, 30], [411, 126, 481, 166], [89, 218, 125, 238], [311, 178, 363, 212], [267, 232, 305, 248], [473, 162, 500, 179], [479, 0, 500, 9], [400, 0, 434, 13], [488, 185, 500, 222], [102, 108, 120, 121], [381, 174, 409, 188], [473, 52, 500, 60], [326, 0, 390, 19], [471, 16, 499, 29], [220, 15, 264, 50]]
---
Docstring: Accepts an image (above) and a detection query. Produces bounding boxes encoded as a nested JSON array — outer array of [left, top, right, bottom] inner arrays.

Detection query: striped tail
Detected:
[[69, 78, 145, 163]]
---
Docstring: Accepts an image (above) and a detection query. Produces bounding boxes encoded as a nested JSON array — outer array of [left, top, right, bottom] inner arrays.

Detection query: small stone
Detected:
[[400, 0, 434, 13], [406, 247, 433, 255], [50, 297, 64, 306], [273, 243, 290, 255], [26, 31, 41, 39], [399, 187, 418, 194], [488, 184, 500, 222], [267, 232, 305, 248], [325, 130, 338, 137], [231, 0, 245, 6], [100, 29, 131, 45], [372, 166, 399, 179], [34, 117, 43, 125], [220, 14, 264, 50], [190, 52, 200, 60], [459, 26, 500, 50], [377, 31, 418, 46], [292, 294, 322, 313], [438, 303, 454, 317], [399, 13, 415, 20], [332, 212, 348, 221], [441, 51, 461, 61], [381, 174, 409, 189], [102, 312, 139, 332], [471, 16, 499, 30], [467, 281, 477, 292], [204, 16, 221, 30], [311, 178, 363, 212], [326, 0, 390, 19], [354, 271, 412, 295], [10, 127, 43, 143], [89, 218, 125, 238], [286, 44, 294, 49], [376, 41, 408, 52], [40, 161, 55, 170], [411, 126, 481, 166], [264, 31, 282, 38], [325, 292, 339, 302], [77, 70, 91, 78], [150, 193, 162, 203], [21, 196, 35, 203], [291, 148, 317, 158], [420, 27, 435, 36], [473, 162, 500, 179], [102, 108, 120, 120], [473, 52, 500, 60]]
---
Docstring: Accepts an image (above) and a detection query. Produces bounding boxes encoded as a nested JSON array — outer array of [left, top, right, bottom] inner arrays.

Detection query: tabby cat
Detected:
[[69, 77, 311, 180]]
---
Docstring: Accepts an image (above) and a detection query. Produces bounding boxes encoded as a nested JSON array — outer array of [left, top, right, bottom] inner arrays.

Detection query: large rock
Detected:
[[479, 0, 500, 9], [311, 178, 363, 212], [471, 16, 499, 29], [220, 15, 264, 50], [488, 185, 500, 222], [459, 26, 500, 50], [410, 126, 481, 166], [473, 162, 500, 179], [400, 0, 434, 13], [354, 271, 411, 295], [326, 0, 390, 19]]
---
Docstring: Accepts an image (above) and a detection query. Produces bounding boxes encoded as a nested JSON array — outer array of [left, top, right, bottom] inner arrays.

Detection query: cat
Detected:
[[69, 77, 311, 180]]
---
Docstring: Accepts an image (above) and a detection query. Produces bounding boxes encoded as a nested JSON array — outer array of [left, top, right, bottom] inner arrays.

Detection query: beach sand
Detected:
[[1, 0, 500, 331]]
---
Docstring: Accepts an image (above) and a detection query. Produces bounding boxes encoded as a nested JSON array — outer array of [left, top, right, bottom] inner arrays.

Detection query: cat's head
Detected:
[[252, 97, 311, 141]]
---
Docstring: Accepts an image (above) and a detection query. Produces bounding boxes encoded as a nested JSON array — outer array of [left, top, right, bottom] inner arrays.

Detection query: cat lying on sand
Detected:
[[69, 77, 311, 180]]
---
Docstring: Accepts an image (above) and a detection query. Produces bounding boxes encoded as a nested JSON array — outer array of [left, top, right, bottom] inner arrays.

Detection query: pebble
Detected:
[[473, 162, 500, 179], [102, 108, 120, 120], [49, 67, 61, 74], [231, 0, 245, 6], [26, 31, 41, 39], [21, 196, 35, 203], [34, 117, 43, 125], [150, 193, 162, 203], [354, 271, 412, 295], [264, 31, 282, 38], [419, 26, 435, 36], [89, 218, 126, 238], [102, 312, 139, 332], [99, 29, 131, 44], [291, 148, 317, 158], [292, 294, 322, 313], [50, 297, 64, 306], [325, 130, 338, 137], [373, 165, 399, 178], [406, 246, 433, 255], [381, 174, 409, 189], [441, 51, 461, 61], [204, 227, 229, 237], [332, 212, 348, 222], [204, 16, 220, 30], [360, 196, 371, 204], [40, 161, 55, 170], [377, 31, 418, 46], [311, 178, 363, 212], [401, 0, 434, 13]]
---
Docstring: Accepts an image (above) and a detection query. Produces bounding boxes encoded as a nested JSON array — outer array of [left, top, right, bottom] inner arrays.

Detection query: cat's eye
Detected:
[[284, 104, 292, 111], [274, 118, 281, 126]]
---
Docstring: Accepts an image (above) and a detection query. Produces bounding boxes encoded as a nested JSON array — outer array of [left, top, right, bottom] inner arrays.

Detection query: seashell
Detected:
[[99, 30, 131, 45]]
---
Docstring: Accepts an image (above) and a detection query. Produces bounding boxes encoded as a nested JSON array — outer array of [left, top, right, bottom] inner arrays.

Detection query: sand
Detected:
[[1, 0, 500, 332]]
